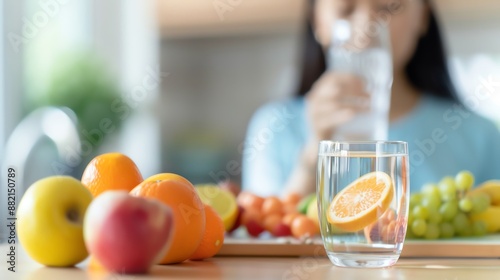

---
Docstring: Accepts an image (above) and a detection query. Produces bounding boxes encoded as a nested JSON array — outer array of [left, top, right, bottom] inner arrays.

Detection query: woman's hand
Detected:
[[284, 72, 370, 196], [306, 72, 370, 141]]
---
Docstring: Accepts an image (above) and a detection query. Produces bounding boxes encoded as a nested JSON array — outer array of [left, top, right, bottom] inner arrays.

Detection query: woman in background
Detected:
[[242, 0, 500, 196]]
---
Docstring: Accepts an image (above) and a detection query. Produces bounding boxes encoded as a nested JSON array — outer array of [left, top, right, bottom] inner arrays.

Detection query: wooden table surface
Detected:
[[2, 244, 500, 280]]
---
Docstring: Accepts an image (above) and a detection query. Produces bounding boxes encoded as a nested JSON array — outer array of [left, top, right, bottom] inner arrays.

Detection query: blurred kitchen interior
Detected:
[[1, 0, 500, 190]]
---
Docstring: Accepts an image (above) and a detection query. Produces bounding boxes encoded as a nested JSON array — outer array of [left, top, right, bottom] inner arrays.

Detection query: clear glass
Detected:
[[327, 20, 393, 141], [317, 141, 409, 268]]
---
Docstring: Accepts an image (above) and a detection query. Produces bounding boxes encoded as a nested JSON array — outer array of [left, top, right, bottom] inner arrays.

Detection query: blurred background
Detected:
[[1, 0, 500, 196]]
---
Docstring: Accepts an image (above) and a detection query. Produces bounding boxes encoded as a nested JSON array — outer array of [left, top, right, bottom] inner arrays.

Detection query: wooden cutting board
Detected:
[[217, 234, 500, 258]]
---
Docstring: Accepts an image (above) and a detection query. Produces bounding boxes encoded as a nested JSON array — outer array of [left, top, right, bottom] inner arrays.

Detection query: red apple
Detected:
[[84, 191, 174, 274], [218, 179, 241, 197], [246, 219, 265, 237], [272, 223, 292, 237]]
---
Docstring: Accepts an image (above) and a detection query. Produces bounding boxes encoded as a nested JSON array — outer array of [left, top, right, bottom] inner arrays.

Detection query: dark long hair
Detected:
[[297, 1, 459, 103]]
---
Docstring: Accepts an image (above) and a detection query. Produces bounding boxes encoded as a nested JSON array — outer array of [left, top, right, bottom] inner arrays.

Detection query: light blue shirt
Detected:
[[242, 95, 500, 196]]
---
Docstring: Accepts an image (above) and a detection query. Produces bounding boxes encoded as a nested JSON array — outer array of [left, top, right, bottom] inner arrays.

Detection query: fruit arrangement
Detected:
[[18, 152, 500, 274], [407, 170, 498, 239], [17, 152, 322, 275], [16, 153, 225, 274], [230, 192, 321, 239]]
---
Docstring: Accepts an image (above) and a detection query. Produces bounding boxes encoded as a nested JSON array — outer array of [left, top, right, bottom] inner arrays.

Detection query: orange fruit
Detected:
[[241, 207, 263, 226], [282, 192, 302, 206], [364, 208, 397, 243], [130, 179, 205, 264], [263, 214, 282, 232], [327, 171, 394, 232], [190, 205, 225, 260], [81, 153, 143, 197], [144, 173, 193, 189], [261, 196, 283, 216], [290, 215, 319, 238], [282, 213, 300, 227], [283, 203, 300, 214], [237, 192, 264, 211]]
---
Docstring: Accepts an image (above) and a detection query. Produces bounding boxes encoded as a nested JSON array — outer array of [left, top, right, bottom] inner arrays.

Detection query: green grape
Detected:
[[470, 193, 491, 214], [440, 222, 455, 238], [458, 197, 473, 212], [441, 192, 456, 202], [424, 223, 440, 239], [455, 170, 475, 191], [411, 219, 427, 236], [438, 176, 457, 194], [439, 201, 458, 221], [421, 195, 441, 210], [472, 220, 487, 236], [452, 212, 470, 234], [422, 184, 440, 198], [410, 193, 423, 208], [412, 205, 429, 220], [428, 211, 442, 224], [408, 211, 415, 226], [439, 180, 457, 202]]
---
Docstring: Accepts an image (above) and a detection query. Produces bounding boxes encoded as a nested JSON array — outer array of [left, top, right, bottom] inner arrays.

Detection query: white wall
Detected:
[[1, 1, 25, 160], [0, 1, 4, 161], [438, 7, 500, 122], [159, 31, 302, 182], [0, 0, 25, 243]]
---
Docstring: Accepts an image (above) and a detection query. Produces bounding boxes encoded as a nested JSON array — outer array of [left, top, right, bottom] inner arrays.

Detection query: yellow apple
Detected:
[[17, 176, 93, 266]]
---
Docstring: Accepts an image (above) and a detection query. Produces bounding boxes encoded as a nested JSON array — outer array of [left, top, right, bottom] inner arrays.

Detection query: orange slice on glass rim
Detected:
[[327, 171, 394, 232]]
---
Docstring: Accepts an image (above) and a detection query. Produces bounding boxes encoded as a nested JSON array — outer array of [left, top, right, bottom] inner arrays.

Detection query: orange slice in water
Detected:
[[327, 171, 394, 232]]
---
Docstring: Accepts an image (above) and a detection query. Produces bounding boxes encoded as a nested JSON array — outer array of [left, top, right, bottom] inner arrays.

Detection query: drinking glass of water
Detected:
[[317, 141, 409, 268], [327, 19, 393, 141]]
